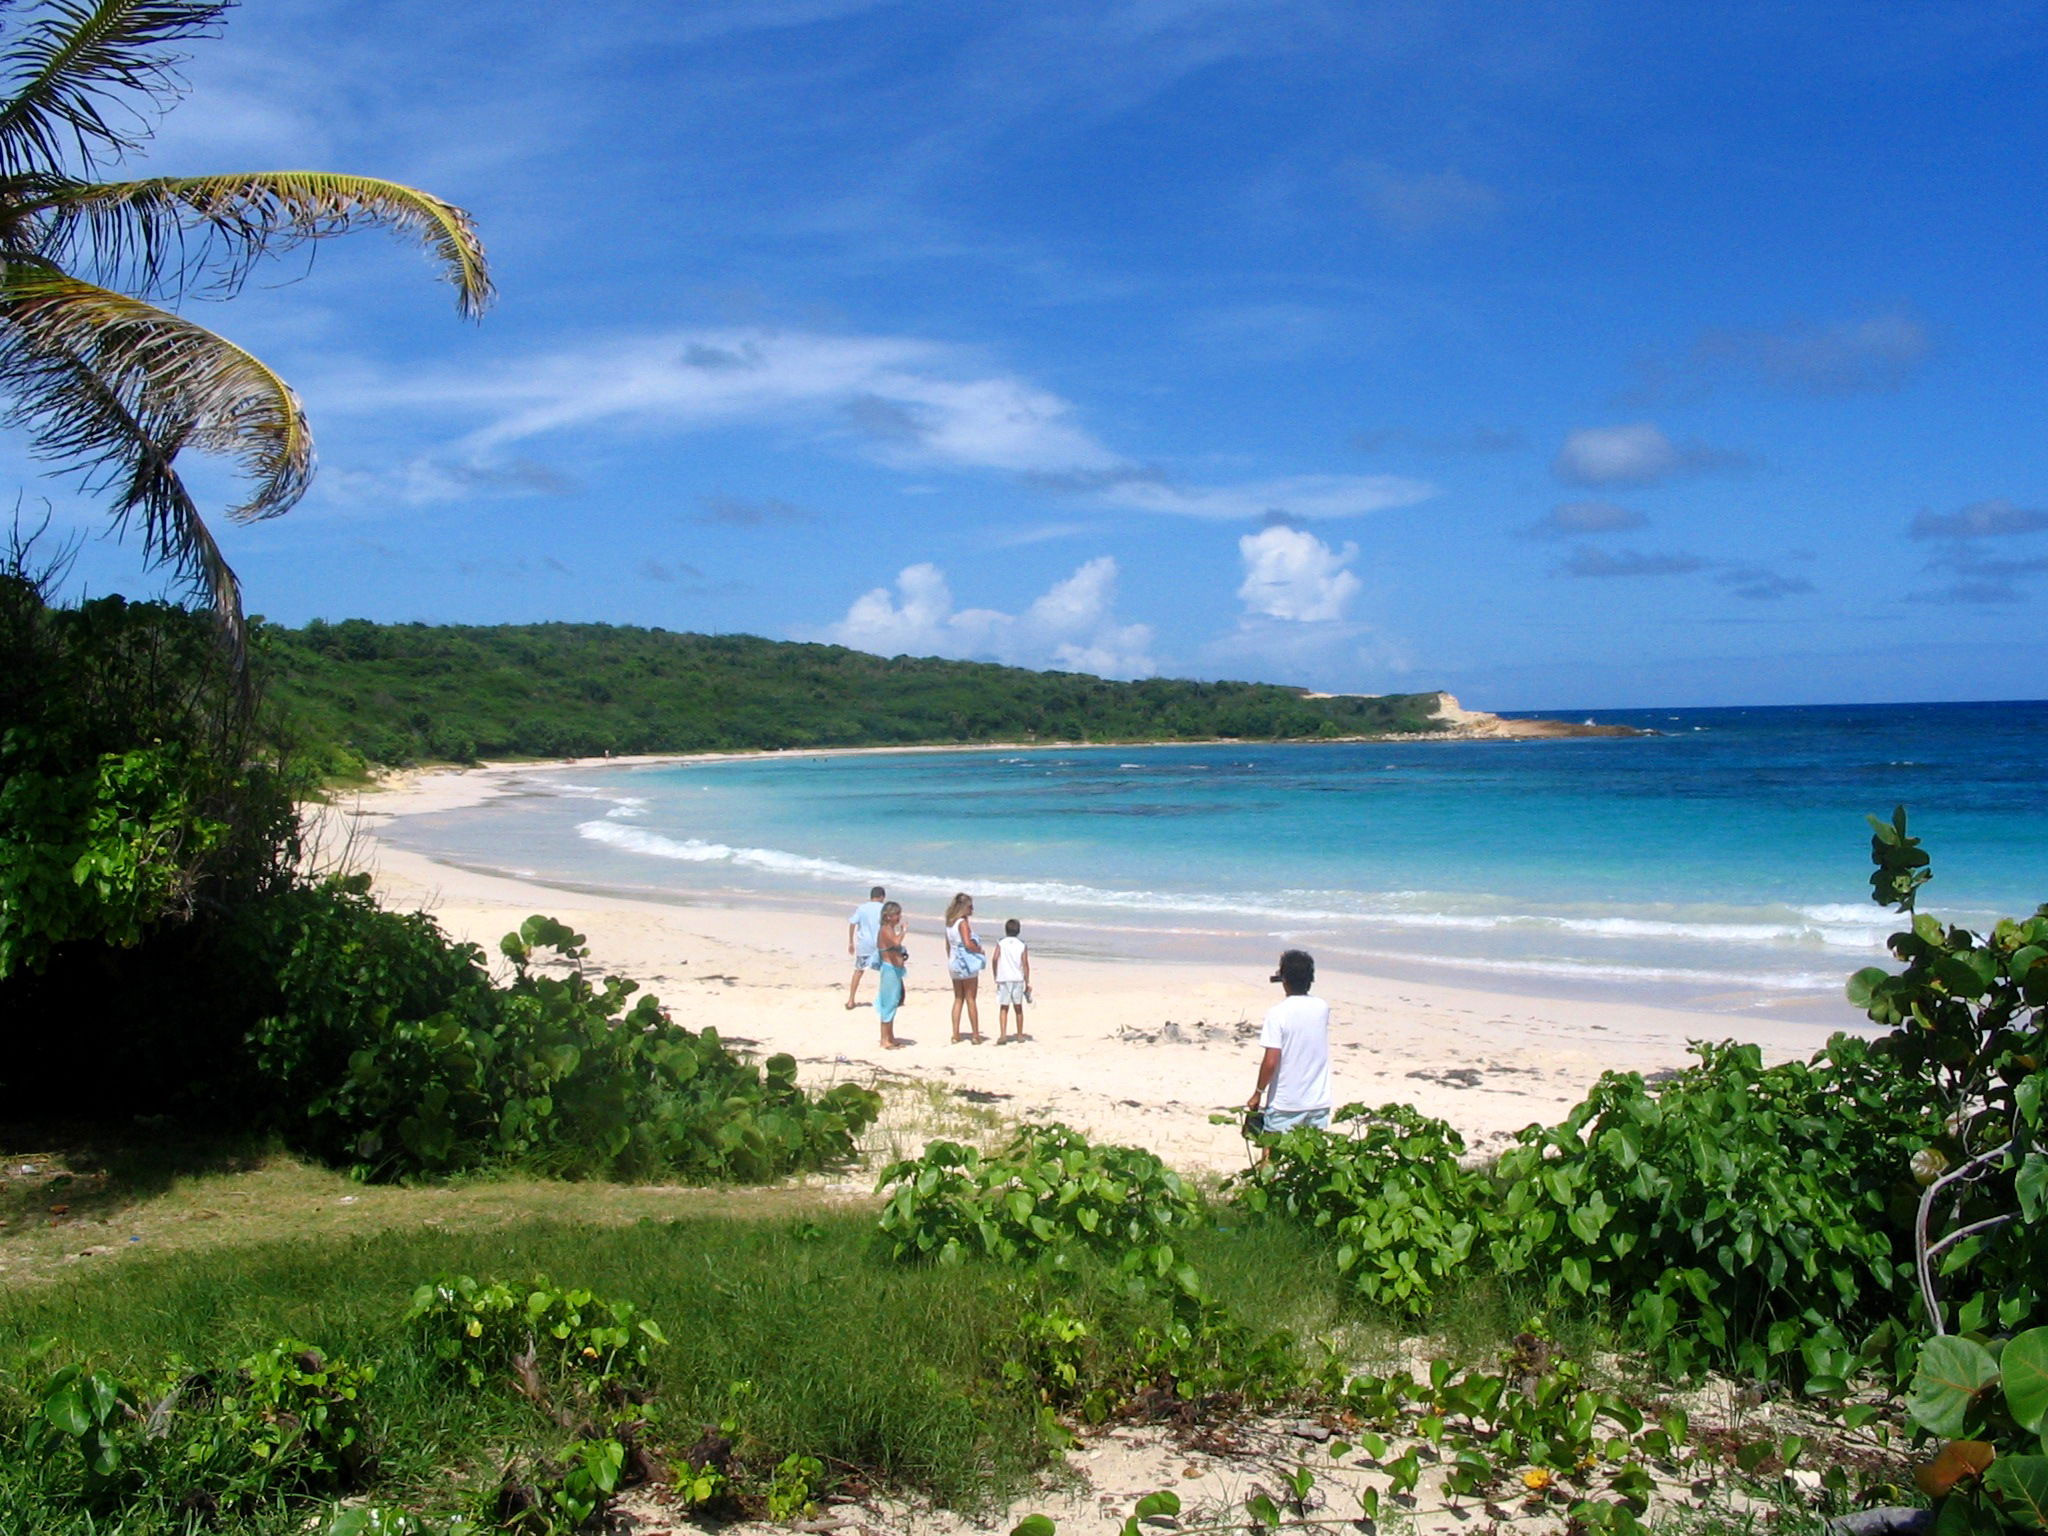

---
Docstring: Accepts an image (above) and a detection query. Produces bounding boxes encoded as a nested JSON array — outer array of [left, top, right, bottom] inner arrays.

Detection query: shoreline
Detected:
[[315, 690, 1648, 806], [324, 756, 1857, 1174]]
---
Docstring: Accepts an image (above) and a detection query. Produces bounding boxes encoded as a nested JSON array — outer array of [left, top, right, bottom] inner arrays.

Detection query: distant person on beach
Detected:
[[943, 892, 986, 1044], [993, 918, 1032, 1043], [1247, 948, 1331, 1133], [846, 885, 886, 1009], [875, 900, 908, 1050]]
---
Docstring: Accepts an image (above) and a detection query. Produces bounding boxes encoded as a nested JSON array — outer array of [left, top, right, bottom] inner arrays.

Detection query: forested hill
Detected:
[[256, 618, 1448, 767]]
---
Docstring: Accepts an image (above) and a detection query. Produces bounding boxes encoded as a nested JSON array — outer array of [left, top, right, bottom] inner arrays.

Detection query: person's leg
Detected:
[[964, 976, 981, 1041], [950, 977, 967, 1041], [995, 1003, 1010, 1041], [846, 963, 866, 1009], [1013, 999, 1026, 1039]]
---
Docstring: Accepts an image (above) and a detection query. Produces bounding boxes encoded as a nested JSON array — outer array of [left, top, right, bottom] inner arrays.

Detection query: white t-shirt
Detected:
[[850, 900, 883, 955], [1259, 994, 1331, 1112], [994, 936, 1029, 983]]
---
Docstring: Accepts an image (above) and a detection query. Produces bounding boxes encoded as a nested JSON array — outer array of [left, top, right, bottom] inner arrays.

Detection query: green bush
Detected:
[[1850, 809, 2048, 1340], [0, 577, 300, 985], [1490, 1036, 1934, 1385], [1233, 1103, 1487, 1319], [876, 1122, 1205, 1277], [1236, 1043, 1937, 1384], [246, 893, 882, 1181], [11, 1341, 372, 1520]]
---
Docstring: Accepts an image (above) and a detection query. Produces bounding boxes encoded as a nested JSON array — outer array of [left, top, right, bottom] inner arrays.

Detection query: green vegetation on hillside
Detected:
[[254, 618, 1448, 768]]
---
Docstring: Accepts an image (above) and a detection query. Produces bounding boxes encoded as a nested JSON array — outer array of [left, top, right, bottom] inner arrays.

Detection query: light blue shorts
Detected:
[[1261, 1106, 1330, 1133], [854, 950, 881, 972]]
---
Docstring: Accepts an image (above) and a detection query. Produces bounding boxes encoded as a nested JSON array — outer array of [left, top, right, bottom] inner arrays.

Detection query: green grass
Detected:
[[0, 1204, 1361, 1531]]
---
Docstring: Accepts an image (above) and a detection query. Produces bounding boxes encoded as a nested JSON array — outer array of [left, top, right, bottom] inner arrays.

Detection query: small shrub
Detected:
[[491, 1436, 625, 1536], [406, 1275, 666, 1392], [15, 1340, 372, 1520], [875, 1122, 1204, 1278], [1233, 1103, 1487, 1319]]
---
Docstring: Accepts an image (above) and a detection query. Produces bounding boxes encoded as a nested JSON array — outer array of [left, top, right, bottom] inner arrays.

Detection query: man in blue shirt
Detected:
[[846, 885, 886, 1009]]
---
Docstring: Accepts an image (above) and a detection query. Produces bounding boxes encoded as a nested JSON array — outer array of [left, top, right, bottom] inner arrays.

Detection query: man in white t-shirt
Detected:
[[846, 885, 886, 1009], [1247, 948, 1331, 1133]]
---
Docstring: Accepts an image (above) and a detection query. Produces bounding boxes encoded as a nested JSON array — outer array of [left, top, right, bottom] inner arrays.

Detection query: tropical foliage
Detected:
[[244, 895, 882, 1182], [0, 0, 489, 649], [259, 617, 1451, 768], [0, 552, 298, 984]]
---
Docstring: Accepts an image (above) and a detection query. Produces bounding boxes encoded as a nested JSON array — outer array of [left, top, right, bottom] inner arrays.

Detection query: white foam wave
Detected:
[[573, 819, 1891, 952], [1320, 944, 1844, 992]]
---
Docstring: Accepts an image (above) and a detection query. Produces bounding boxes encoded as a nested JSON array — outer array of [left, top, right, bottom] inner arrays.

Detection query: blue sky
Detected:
[[25, 0, 2048, 709]]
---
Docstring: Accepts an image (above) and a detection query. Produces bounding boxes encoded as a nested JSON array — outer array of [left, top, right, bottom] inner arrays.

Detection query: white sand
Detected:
[[317, 759, 1851, 1174]]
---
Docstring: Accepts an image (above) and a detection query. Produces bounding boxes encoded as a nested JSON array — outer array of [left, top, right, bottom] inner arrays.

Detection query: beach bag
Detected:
[[948, 921, 986, 979]]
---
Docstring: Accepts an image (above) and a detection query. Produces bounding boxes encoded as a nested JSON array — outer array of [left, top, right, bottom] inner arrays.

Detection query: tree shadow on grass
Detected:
[[0, 1122, 281, 1231]]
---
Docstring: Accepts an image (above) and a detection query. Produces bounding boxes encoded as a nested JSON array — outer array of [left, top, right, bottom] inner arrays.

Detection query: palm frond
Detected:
[[0, 1, 226, 173], [0, 281, 243, 650], [0, 267, 309, 538], [21, 170, 494, 315]]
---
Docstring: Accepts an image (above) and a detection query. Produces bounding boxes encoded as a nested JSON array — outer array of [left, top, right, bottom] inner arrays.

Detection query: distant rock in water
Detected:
[[1427, 691, 1648, 739], [1293, 689, 1649, 739]]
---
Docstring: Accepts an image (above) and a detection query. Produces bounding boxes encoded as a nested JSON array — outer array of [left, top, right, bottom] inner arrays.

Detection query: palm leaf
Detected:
[[0, 283, 243, 646], [0, 1, 226, 173], [22, 170, 494, 314], [0, 266, 309, 523]]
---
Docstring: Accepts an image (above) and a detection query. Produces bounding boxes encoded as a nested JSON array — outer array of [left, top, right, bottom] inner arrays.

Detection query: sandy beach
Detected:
[[317, 755, 1856, 1175]]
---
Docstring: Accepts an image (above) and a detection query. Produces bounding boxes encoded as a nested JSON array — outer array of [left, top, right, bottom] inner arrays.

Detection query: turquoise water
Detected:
[[377, 701, 2048, 1018]]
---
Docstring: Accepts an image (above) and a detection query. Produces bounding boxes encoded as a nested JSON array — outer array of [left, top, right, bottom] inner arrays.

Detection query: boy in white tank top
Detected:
[[993, 918, 1032, 1043]]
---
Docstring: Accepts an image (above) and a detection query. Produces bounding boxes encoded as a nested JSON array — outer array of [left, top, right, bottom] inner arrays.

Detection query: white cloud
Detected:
[[318, 325, 1436, 520], [1552, 422, 1743, 488], [823, 556, 1155, 677], [1236, 525, 1361, 623]]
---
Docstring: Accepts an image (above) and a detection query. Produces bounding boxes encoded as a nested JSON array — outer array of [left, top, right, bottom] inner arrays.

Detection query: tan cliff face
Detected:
[[1428, 691, 1643, 739], [1294, 690, 1644, 739]]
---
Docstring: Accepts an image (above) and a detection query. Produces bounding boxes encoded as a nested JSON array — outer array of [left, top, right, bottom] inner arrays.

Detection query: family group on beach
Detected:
[[840, 886, 1336, 1140], [844, 886, 1032, 1050]]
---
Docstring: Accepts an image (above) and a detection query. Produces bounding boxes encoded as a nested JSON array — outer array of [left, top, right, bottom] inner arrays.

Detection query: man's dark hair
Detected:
[[1271, 949, 1315, 993], [1004, 918, 1021, 936], [870, 885, 886, 899]]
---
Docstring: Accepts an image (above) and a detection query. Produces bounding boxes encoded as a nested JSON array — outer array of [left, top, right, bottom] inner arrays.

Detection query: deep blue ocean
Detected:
[[376, 700, 2048, 1020]]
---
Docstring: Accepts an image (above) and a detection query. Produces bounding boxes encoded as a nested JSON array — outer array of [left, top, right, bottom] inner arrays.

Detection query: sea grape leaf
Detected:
[[1916, 1441, 1997, 1497], [2004, 1329, 2048, 1437], [1911, 1336, 2001, 1439], [1984, 1455, 2048, 1531], [2018, 1156, 2048, 1222]]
